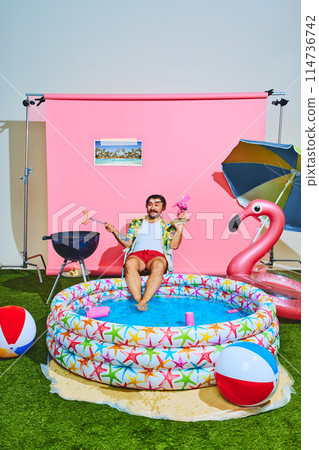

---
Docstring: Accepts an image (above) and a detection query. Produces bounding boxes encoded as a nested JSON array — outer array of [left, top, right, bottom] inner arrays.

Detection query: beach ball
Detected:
[[0, 306, 36, 358], [215, 342, 279, 406]]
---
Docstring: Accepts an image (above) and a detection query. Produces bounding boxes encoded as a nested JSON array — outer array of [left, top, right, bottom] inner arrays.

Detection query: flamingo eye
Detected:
[[253, 204, 262, 213]]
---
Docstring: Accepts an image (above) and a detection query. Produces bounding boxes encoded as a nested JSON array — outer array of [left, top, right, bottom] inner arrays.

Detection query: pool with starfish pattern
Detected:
[[46, 274, 279, 390]]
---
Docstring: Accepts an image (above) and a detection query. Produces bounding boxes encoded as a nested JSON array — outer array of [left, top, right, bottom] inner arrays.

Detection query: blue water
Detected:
[[79, 295, 249, 327], [95, 158, 142, 166]]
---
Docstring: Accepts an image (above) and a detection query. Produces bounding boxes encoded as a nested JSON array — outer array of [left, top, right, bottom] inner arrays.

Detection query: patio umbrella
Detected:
[[221, 139, 301, 232]]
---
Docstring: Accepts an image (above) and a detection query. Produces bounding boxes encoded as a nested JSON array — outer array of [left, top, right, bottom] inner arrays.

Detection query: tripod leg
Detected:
[[27, 253, 47, 271], [46, 259, 68, 305], [79, 260, 87, 282], [27, 262, 43, 283]]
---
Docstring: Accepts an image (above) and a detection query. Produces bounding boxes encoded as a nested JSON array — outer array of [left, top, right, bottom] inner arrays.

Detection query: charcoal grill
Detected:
[[43, 231, 100, 304]]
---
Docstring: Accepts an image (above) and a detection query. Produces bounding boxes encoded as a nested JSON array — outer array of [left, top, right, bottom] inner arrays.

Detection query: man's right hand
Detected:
[[104, 222, 116, 233], [105, 224, 131, 247]]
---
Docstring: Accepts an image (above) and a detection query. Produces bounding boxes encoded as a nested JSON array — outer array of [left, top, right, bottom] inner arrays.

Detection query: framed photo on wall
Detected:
[[94, 138, 142, 166]]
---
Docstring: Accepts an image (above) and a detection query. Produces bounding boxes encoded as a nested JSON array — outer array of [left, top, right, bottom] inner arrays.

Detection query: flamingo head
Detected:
[[229, 199, 285, 232]]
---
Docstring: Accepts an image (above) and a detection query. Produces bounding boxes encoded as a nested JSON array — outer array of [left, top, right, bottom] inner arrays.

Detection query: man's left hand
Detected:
[[177, 211, 186, 220]]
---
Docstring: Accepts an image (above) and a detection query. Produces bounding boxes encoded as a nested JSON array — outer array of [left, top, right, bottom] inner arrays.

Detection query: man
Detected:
[[104, 194, 186, 311]]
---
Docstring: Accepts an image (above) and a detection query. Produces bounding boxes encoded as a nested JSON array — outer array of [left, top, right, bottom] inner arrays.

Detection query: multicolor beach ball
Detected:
[[215, 342, 279, 406], [0, 306, 36, 358]]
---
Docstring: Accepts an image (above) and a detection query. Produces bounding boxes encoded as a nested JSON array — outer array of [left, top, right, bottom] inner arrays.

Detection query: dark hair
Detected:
[[146, 194, 167, 209]]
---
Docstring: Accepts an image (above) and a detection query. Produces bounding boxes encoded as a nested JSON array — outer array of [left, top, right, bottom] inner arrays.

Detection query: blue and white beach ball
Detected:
[[0, 306, 36, 358], [215, 342, 279, 406]]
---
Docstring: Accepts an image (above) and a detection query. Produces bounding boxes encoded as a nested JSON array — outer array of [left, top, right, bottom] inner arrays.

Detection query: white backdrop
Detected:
[[0, 0, 301, 267]]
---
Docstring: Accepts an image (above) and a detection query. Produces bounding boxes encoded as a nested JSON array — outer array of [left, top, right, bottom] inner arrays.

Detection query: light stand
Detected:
[[272, 96, 289, 144], [264, 92, 301, 267], [0, 95, 46, 282]]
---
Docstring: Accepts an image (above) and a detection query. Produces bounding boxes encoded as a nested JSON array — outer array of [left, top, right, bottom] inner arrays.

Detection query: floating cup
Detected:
[[86, 306, 110, 319], [84, 300, 93, 311], [185, 311, 195, 326]]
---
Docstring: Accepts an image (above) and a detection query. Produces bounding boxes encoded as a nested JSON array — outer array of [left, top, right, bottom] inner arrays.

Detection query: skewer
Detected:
[[88, 217, 105, 225]]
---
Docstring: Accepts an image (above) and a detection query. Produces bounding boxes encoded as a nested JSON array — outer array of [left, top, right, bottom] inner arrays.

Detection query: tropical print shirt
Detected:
[[126, 217, 176, 273]]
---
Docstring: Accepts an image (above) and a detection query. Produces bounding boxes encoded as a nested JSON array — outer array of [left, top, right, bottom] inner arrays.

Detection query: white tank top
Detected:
[[133, 220, 164, 253]]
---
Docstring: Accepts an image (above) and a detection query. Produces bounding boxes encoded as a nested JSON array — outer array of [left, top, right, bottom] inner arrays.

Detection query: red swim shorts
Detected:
[[127, 250, 167, 269]]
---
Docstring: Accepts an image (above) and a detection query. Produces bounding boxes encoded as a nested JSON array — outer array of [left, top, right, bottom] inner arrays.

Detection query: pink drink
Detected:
[[185, 312, 195, 326]]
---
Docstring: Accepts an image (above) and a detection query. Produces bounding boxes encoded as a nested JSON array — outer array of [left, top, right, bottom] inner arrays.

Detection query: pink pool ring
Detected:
[[251, 270, 301, 321]]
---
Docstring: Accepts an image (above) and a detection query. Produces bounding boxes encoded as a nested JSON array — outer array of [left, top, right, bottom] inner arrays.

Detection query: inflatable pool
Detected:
[[46, 274, 279, 390]]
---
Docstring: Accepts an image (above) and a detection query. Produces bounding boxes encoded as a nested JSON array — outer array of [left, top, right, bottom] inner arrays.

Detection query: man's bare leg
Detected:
[[137, 257, 167, 311], [124, 256, 146, 303]]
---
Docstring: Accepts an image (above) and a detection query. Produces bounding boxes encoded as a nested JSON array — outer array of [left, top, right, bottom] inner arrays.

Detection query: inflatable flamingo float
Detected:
[[227, 199, 301, 320]]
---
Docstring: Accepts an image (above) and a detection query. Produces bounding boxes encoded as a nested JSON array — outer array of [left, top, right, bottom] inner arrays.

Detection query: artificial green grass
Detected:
[[0, 270, 301, 449]]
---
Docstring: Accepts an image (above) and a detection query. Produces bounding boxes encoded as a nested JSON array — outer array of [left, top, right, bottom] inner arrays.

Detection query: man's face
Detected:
[[146, 198, 164, 219]]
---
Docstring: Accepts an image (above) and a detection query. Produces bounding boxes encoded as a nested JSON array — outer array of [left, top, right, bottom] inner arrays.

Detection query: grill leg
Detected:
[[79, 260, 87, 282], [46, 259, 69, 305]]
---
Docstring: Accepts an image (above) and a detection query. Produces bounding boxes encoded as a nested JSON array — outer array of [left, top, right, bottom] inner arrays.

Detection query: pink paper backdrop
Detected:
[[44, 93, 267, 276]]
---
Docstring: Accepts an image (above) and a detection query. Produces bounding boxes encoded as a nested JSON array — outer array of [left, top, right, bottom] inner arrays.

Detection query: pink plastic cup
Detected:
[[185, 312, 195, 326], [86, 306, 110, 319], [84, 300, 93, 311]]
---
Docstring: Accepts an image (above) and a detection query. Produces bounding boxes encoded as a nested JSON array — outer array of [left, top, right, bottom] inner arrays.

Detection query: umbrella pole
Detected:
[[251, 174, 296, 245], [252, 173, 301, 267]]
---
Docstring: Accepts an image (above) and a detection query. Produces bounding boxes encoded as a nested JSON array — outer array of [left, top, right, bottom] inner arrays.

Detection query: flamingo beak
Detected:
[[229, 214, 241, 232]]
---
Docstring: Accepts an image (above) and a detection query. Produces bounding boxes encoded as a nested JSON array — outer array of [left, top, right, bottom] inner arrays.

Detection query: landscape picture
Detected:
[[94, 139, 142, 166]]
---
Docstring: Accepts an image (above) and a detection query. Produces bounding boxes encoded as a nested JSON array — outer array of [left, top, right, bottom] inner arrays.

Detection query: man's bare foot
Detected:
[[136, 301, 148, 311]]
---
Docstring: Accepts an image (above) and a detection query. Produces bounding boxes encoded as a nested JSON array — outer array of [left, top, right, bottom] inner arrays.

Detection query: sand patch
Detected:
[[41, 359, 294, 422]]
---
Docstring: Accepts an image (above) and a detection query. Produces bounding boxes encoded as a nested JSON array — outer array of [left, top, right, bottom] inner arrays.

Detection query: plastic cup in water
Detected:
[[185, 311, 195, 326]]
